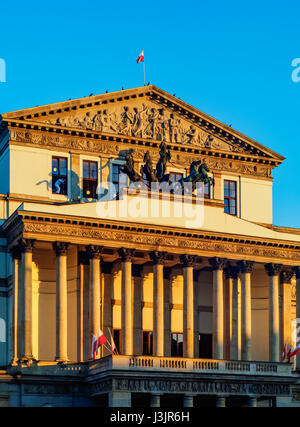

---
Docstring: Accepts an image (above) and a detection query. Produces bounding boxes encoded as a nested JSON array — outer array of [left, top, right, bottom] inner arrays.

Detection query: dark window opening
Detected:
[[113, 329, 121, 354], [142, 331, 153, 356], [224, 180, 237, 215], [171, 333, 183, 357], [52, 156, 68, 195], [112, 164, 128, 197], [83, 160, 98, 198], [199, 333, 212, 359]]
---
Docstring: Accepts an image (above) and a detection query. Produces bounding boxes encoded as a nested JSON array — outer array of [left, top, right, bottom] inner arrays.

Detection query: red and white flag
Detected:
[[287, 346, 293, 362], [137, 50, 144, 64], [91, 334, 98, 360], [97, 329, 108, 347], [282, 344, 287, 361], [291, 344, 300, 358]]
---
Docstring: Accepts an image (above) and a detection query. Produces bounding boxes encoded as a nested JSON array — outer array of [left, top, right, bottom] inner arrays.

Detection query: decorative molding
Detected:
[[3, 213, 300, 264], [53, 241, 69, 256], [237, 260, 254, 274], [209, 257, 227, 271], [180, 254, 198, 268], [118, 248, 135, 262], [265, 263, 282, 277], [20, 238, 35, 253], [86, 245, 103, 260], [280, 270, 294, 284], [7, 127, 275, 179], [150, 251, 167, 265]]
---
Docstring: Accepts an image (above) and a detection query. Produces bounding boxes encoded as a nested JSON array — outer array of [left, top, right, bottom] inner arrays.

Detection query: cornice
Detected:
[[0, 121, 276, 180], [2, 210, 300, 264]]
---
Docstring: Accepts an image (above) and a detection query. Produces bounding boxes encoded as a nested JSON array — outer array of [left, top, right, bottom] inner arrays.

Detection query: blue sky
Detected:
[[0, 0, 299, 227]]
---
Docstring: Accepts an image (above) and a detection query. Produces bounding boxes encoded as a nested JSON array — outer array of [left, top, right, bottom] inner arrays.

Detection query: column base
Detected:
[[55, 357, 69, 364], [18, 356, 38, 367]]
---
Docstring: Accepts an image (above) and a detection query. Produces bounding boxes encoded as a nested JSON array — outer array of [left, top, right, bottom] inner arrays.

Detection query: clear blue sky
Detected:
[[0, 0, 299, 228]]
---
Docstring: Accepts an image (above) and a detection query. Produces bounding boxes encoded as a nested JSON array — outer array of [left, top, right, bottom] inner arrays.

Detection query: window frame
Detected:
[[112, 163, 128, 197], [224, 179, 237, 216], [52, 156, 68, 196], [82, 160, 98, 199], [171, 332, 183, 357], [142, 331, 153, 356]]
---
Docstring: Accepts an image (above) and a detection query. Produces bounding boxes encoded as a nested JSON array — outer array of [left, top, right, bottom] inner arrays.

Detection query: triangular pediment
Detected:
[[1, 85, 284, 161]]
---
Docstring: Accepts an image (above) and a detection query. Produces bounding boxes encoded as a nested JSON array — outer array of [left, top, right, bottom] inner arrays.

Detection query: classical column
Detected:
[[150, 251, 167, 357], [53, 241, 69, 362], [180, 255, 196, 358], [293, 267, 300, 370], [224, 265, 239, 360], [280, 270, 294, 357], [10, 245, 21, 364], [118, 248, 135, 356], [265, 263, 282, 362], [20, 239, 35, 362], [209, 257, 226, 360], [87, 245, 103, 358], [216, 396, 226, 407], [238, 260, 254, 361]]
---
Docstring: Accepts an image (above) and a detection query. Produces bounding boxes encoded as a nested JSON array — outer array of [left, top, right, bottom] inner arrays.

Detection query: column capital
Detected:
[[264, 263, 282, 276], [86, 245, 103, 259], [53, 241, 69, 256], [118, 248, 135, 262], [237, 260, 254, 274], [9, 244, 22, 260], [150, 251, 167, 265], [224, 265, 239, 279], [209, 257, 227, 271], [20, 239, 36, 254], [280, 270, 294, 284], [293, 266, 300, 279], [180, 254, 197, 268]]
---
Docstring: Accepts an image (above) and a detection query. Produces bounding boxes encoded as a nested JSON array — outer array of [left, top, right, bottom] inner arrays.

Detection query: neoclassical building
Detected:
[[0, 85, 299, 407]]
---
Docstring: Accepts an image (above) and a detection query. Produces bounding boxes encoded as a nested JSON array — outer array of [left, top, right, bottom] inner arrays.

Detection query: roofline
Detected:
[[1, 84, 285, 162]]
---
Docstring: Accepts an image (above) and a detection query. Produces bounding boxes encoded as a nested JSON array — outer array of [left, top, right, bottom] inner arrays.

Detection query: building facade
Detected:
[[0, 85, 299, 407]]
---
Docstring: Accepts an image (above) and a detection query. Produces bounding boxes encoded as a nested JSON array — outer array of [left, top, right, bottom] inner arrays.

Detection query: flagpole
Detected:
[[143, 49, 146, 86]]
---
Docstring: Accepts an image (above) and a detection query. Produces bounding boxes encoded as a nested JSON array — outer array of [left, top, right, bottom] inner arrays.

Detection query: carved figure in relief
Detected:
[[120, 106, 134, 136], [169, 114, 181, 143], [182, 125, 197, 145]]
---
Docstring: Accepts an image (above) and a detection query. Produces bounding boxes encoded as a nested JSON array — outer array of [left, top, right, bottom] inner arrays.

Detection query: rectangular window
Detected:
[[52, 156, 68, 195], [169, 172, 183, 183], [142, 331, 153, 356], [83, 160, 98, 198], [112, 164, 128, 196], [199, 333, 212, 359], [224, 180, 237, 215], [171, 333, 183, 357], [113, 329, 121, 354]]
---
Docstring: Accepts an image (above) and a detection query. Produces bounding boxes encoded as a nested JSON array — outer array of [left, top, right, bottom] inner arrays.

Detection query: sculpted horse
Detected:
[[119, 153, 142, 182], [178, 160, 214, 193]]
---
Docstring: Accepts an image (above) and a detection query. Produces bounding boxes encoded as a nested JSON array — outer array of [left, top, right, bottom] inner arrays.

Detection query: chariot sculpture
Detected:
[[119, 142, 214, 194]]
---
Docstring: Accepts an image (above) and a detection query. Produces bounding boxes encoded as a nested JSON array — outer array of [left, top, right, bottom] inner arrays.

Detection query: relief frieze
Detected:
[[21, 222, 300, 262], [10, 129, 273, 178]]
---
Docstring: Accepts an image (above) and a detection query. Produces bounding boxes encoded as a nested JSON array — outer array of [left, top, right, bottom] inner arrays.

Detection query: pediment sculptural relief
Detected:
[[45, 102, 244, 153]]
